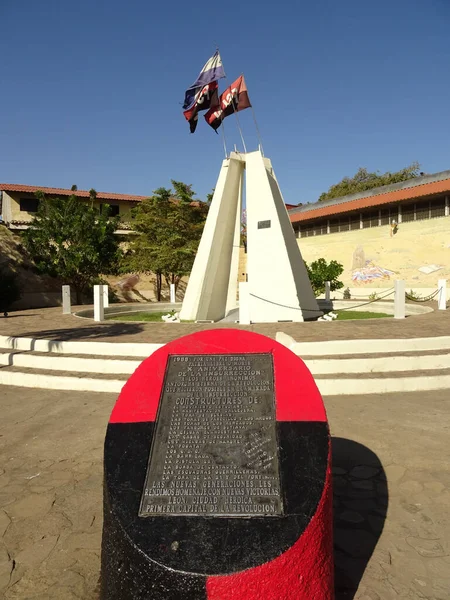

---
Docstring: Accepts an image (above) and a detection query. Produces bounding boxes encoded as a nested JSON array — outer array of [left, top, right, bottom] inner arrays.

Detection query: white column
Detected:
[[239, 282, 250, 324], [170, 283, 176, 303], [438, 279, 447, 310], [326, 220, 330, 234], [394, 280, 405, 319], [359, 213, 363, 229], [94, 285, 104, 322], [103, 285, 109, 308], [445, 196, 449, 217], [398, 204, 402, 224], [62, 285, 71, 314], [325, 281, 331, 301]]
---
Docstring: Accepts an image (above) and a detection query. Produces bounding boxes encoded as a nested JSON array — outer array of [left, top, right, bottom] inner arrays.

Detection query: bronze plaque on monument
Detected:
[[139, 354, 283, 517]]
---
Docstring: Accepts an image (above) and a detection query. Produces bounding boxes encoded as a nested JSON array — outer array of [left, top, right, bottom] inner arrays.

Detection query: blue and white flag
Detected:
[[183, 51, 225, 110]]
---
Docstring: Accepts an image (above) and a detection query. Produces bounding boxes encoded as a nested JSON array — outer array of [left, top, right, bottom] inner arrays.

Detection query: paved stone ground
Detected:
[[1, 302, 449, 344], [0, 386, 448, 599]]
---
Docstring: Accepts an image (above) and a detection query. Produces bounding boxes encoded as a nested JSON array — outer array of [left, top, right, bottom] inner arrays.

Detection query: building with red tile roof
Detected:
[[288, 170, 450, 237]]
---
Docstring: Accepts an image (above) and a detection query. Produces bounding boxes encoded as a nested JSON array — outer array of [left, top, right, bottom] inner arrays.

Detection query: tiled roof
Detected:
[[289, 173, 450, 224], [0, 183, 147, 203]]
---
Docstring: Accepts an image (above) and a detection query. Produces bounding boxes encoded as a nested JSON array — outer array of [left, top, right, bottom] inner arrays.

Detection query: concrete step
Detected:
[[0, 365, 125, 393], [1, 349, 450, 376], [1, 364, 450, 396], [0, 351, 141, 375]]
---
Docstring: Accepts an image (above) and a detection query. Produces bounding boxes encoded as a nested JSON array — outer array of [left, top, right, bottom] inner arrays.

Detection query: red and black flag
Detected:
[[204, 75, 251, 131], [183, 81, 219, 133]]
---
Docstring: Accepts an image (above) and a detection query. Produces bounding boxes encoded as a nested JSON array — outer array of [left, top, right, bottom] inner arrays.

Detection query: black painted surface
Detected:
[[102, 420, 328, 588], [140, 353, 283, 517]]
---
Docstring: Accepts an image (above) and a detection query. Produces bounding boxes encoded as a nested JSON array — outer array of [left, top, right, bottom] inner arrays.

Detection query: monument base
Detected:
[[101, 330, 333, 600]]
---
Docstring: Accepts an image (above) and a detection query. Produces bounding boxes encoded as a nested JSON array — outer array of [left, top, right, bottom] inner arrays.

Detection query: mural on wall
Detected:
[[351, 245, 396, 284]]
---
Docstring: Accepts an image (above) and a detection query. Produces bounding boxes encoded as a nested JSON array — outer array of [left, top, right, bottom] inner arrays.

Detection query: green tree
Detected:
[[305, 258, 344, 297], [0, 267, 21, 316], [126, 181, 208, 301], [318, 162, 422, 202], [23, 191, 123, 304]]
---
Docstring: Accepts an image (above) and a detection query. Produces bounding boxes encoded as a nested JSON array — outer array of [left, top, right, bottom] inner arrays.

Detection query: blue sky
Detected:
[[1, 0, 449, 205]]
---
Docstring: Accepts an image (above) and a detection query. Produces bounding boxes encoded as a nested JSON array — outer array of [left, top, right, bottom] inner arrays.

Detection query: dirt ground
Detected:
[[0, 385, 449, 599]]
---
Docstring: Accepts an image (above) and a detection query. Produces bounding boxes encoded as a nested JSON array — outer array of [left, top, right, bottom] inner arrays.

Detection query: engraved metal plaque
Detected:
[[257, 220, 271, 229], [139, 353, 283, 517]]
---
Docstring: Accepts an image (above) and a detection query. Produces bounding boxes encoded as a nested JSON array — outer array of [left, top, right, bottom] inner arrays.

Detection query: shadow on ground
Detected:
[[332, 437, 388, 599], [6, 323, 145, 344]]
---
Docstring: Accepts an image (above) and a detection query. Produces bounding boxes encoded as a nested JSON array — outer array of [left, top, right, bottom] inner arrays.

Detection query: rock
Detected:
[[368, 515, 385, 534], [351, 480, 374, 490], [350, 466, 380, 479], [0, 558, 13, 592], [384, 464, 405, 483], [339, 510, 365, 524], [398, 480, 423, 494], [347, 489, 376, 499], [334, 528, 376, 558], [7, 493, 54, 520], [424, 481, 445, 494], [342, 498, 377, 512], [406, 537, 446, 558], [15, 535, 59, 567], [332, 467, 347, 476], [0, 511, 10, 538]]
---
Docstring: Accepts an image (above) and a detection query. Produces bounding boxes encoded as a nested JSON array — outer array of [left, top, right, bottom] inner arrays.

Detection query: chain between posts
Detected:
[[405, 288, 440, 303]]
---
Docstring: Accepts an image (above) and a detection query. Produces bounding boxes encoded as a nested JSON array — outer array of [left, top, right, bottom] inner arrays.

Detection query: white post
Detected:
[[170, 283, 176, 304], [394, 280, 405, 319], [62, 285, 71, 314], [325, 281, 331, 302], [103, 285, 109, 308], [94, 284, 104, 322], [239, 282, 250, 324], [438, 279, 447, 310]]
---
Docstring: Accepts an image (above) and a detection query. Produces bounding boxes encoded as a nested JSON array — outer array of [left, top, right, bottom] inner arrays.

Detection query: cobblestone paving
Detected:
[[1, 302, 449, 344], [0, 386, 449, 599]]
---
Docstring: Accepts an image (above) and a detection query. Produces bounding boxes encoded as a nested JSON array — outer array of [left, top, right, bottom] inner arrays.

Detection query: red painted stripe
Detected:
[[205, 448, 334, 600], [109, 329, 326, 424]]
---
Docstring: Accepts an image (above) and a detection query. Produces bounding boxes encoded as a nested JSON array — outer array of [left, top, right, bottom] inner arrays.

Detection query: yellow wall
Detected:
[[296, 215, 450, 288], [7, 191, 135, 225]]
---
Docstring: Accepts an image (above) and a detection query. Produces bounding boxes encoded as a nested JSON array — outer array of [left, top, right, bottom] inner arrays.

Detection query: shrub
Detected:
[[305, 258, 344, 297], [0, 268, 21, 316], [343, 287, 351, 300]]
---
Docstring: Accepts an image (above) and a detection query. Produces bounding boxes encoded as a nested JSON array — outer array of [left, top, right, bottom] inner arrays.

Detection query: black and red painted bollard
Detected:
[[101, 329, 333, 600]]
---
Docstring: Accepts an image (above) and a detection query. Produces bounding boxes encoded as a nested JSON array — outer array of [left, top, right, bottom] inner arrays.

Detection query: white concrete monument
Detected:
[[438, 279, 447, 310], [394, 279, 405, 319], [180, 149, 322, 323], [62, 285, 71, 314], [94, 284, 105, 322]]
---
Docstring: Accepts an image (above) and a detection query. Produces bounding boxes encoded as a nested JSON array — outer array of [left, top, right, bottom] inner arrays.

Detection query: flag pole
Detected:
[[233, 109, 247, 154], [250, 105, 264, 156], [220, 56, 248, 154], [219, 118, 228, 158]]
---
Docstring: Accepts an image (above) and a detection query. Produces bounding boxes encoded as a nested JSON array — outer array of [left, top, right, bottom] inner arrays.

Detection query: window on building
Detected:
[[100, 203, 120, 217], [415, 200, 429, 221], [20, 197, 40, 212], [430, 197, 446, 219], [380, 208, 391, 225], [338, 216, 349, 232], [349, 213, 360, 231], [314, 220, 327, 236], [402, 203, 415, 223], [329, 218, 339, 233], [361, 211, 379, 228]]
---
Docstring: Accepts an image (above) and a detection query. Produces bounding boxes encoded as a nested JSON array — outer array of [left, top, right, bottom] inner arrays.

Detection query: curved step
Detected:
[[1, 366, 450, 396], [1, 350, 450, 376]]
